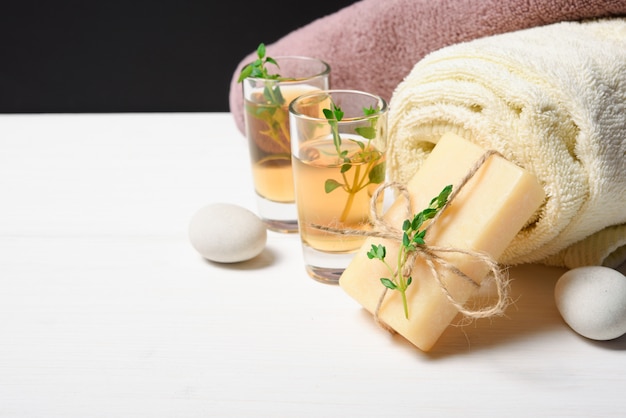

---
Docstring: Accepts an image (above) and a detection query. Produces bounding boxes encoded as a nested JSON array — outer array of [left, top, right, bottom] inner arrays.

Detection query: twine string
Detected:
[[312, 150, 511, 332]]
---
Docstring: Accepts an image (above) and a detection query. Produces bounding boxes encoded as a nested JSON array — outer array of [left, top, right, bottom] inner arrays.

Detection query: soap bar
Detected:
[[339, 132, 545, 351]]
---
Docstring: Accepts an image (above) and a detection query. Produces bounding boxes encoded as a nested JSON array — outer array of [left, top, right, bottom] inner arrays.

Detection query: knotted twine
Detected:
[[314, 150, 512, 333]]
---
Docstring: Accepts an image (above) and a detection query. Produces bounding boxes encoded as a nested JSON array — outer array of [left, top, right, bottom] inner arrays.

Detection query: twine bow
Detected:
[[314, 150, 511, 332]]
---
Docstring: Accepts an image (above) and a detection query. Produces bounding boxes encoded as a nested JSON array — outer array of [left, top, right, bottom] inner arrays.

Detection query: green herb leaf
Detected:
[[411, 214, 423, 230], [324, 179, 343, 193], [355, 126, 376, 140], [238, 65, 253, 82], [366, 244, 386, 260], [368, 163, 386, 184], [322, 108, 335, 120], [332, 104, 344, 121], [257, 43, 266, 59], [380, 278, 397, 290], [362, 105, 377, 116], [432, 184, 453, 208], [402, 232, 410, 247]]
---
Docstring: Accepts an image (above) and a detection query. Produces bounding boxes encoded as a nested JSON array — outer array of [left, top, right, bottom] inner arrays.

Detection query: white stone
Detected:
[[188, 203, 267, 263], [554, 266, 626, 340]]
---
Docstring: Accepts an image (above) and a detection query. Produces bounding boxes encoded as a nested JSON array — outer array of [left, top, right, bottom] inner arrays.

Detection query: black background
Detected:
[[0, 0, 357, 113]]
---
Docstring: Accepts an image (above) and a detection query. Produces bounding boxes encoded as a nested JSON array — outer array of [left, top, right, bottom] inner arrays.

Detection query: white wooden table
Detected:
[[1, 113, 624, 417]]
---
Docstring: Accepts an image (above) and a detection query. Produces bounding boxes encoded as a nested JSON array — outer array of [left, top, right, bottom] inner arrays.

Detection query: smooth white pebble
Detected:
[[554, 266, 626, 340], [188, 203, 267, 263]]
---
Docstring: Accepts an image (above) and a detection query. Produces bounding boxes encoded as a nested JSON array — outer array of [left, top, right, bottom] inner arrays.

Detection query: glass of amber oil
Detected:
[[242, 56, 330, 233], [289, 90, 388, 284]]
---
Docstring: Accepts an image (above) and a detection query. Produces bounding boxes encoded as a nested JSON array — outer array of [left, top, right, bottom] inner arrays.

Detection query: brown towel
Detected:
[[228, 0, 626, 135]]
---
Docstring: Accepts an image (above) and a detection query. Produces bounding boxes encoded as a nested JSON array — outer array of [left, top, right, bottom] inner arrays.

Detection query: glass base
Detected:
[[301, 245, 357, 285], [262, 218, 298, 234], [256, 195, 298, 234]]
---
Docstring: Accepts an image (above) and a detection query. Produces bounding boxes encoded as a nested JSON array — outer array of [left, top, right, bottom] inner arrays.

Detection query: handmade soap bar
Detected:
[[339, 132, 545, 351]]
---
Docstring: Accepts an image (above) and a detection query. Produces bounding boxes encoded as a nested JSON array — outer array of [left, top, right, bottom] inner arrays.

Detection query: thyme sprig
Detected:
[[238, 43, 291, 157], [366, 185, 453, 319], [322, 102, 386, 222], [237, 43, 281, 82]]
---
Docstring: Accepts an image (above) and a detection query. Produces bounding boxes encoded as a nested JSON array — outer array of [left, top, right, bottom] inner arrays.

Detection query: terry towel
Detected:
[[228, 0, 626, 135], [387, 18, 626, 269]]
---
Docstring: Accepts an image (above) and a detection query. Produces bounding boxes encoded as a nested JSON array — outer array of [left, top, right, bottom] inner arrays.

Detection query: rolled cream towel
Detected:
[[228, 0, 626, 135], [386, 18, 626, 269]]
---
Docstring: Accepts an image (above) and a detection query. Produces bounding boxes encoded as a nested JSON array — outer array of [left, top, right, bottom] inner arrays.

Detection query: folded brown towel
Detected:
[[228, 0, 626, 135]]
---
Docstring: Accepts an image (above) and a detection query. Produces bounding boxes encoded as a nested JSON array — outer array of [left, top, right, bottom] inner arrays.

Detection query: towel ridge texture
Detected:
[[386, 18, 626, 269]]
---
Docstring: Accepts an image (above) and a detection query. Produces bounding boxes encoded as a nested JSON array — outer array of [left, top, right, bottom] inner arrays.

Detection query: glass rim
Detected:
[[288, 89, 388, 122], [243, 55, 331, 82]]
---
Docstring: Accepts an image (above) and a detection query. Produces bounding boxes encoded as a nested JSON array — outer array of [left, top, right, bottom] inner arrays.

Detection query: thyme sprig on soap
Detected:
[[323, 102, 386, 222], [238, 43, 291, 157], [366, 185, 453, 319]]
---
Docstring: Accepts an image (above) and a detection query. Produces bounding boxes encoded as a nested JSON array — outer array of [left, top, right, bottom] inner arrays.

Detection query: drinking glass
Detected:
[[242, 56, 330, 233], [289, 90, 388, 284]]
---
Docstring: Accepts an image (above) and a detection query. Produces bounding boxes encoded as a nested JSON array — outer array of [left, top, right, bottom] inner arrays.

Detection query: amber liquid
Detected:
[[293, 137, 385, 253], [244, 84, 320, 203]]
